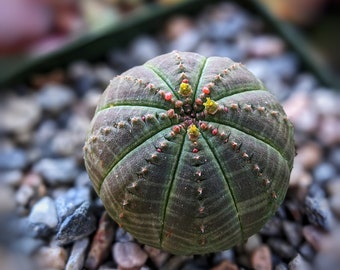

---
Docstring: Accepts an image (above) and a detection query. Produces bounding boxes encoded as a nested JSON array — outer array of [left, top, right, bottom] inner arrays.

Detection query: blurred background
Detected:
[[0, 1, 339, 270], [0, 0, 339, 87]]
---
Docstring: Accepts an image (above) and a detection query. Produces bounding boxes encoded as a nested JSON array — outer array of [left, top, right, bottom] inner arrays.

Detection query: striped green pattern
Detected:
[[84, 51, 295, 255]]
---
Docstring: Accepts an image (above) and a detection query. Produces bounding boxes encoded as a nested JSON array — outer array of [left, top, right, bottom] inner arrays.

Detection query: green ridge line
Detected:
[[96, 102, 169, 113], [98, 124, 173, 195], [193, 56, 208, 100], [213, 88, 266, 103], [206, 119, 289, 164], [144, 64, 180, 99], [200, 131, 245, 242], [159, 132, 186, 247]]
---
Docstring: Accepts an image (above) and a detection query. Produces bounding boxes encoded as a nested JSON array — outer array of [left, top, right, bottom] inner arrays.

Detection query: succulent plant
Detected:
[[83, 51, 295, 255]]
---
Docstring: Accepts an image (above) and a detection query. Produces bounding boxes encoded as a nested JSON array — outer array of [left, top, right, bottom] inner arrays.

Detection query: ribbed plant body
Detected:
[[83, 51, 295, 255]]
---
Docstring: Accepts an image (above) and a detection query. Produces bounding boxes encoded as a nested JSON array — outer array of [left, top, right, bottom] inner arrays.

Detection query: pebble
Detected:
[[65, 238, 90, 270], [75, 170, 92, 187], [213, 249, 235, 265], [288, 254, 311, 270], [55, 186, 91, 222], [0, 170, 23, 186], [34, 246, 68, 270], [15, 184, 35, 207], [329, 195, 340, 218], [56, 201, 97, 245], [113, 242, 148, 270], [115, 227, 134, 243], [326, 178, 340, 197], [250, 245, 272, 270], [267, 238, 297, 260], [28, 196, 58, 229], [33, 157, 79, 186], [161, 255, 191, 270], [28, 197, 58, 237], [211, 259, 238, 270], [302, 225, 327, 251], [304, 196, 333, 231], [260, 217, 282, 237], [37, 83, 76, 113], [0, 185, 16, 213], [288, 164, 312, 196], [129, 35, 162, 64], [313, 162, 337, 183], [244, 234, 262, 254], [329, 147, 340, 167], [298, 242, 315, 261], [275, 263, 288, 270], [11, 236, 45, 256], [85, 212, 115, 270], [282, 221, 302, 247], [248, 35, 285, 57], [283, 91, 318, 134], [0, 96, 41, 135], [313, 226, 340, 269], [0, 148, 28, 170], [317, 116, 340, 146], [295, 142, 322, 170], [51, 129, 85, 157], [312, 89, 339, 116], [144, 245, 169, 268]]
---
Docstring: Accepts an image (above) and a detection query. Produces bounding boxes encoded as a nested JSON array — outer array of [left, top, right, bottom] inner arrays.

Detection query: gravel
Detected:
[[0, 2, 339, 269]]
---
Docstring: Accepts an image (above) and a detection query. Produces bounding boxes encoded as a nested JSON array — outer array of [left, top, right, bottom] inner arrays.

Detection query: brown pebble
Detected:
[[85, 212, 115, 270], [144, 245, 169, 268], [250, 245, 272, 270], [34, 246, 68, 270], [295, 142, 322, 170]]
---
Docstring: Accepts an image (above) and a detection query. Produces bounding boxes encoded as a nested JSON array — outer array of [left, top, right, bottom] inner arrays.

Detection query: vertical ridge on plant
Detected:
[[84, 51, 295, 255]]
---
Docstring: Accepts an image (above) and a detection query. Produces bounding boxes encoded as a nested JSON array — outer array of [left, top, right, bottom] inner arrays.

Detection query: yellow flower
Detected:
[[203, 98, 219, 115]]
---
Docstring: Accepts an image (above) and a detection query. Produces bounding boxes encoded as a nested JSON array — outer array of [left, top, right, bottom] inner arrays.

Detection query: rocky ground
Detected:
[[0, 2, 339, 270]]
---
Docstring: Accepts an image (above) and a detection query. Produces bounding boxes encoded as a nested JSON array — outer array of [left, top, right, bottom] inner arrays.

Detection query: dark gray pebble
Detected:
[[267, 238, 297, 260], [304, 196, 333, 231], [56, 201, 97, 245], [33, 157, 79, 186], [329, 147, 340, 167], [181, 257, 210, 270], [298, 242, 315, 261], [55, 186, 91, 222], [282, 221, 302, 247], [275, 263, 288, 270], [0, 148, 28, 170], [260, 217, 282, 237]]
